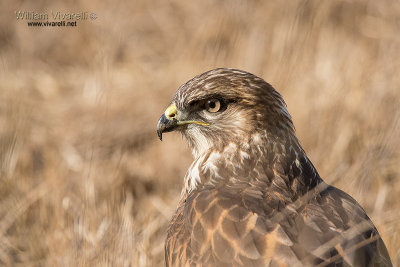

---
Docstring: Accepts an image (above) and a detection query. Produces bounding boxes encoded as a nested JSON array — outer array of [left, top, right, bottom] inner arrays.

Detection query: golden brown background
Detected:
[[1, 0, 399, 266]]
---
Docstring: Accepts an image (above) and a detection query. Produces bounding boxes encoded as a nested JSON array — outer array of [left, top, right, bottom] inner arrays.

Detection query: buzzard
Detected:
[[156, 68, 392, 266]]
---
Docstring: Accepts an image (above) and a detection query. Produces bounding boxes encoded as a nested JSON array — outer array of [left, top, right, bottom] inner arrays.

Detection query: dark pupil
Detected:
[[209, 101, 216, 109]]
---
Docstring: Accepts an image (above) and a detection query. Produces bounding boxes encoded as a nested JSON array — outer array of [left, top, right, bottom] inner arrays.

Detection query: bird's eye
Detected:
[[205, 99, 221, 113]]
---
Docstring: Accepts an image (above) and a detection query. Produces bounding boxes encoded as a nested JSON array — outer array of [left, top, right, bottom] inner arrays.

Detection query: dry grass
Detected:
[[0, 0, 399, 266]]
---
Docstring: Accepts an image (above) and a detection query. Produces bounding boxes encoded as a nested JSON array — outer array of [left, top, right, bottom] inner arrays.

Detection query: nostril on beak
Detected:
[[165, 103, 178, 121]]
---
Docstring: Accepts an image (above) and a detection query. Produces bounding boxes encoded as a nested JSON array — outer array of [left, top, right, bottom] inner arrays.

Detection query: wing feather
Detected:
[[166, 185, 392, 266]]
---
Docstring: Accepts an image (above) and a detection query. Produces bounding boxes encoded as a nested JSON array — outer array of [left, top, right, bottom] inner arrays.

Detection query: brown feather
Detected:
[[161, 68, 392, 267]]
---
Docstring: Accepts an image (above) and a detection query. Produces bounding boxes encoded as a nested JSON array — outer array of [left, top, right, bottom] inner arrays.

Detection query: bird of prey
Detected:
[[156, 68, 392, 267]]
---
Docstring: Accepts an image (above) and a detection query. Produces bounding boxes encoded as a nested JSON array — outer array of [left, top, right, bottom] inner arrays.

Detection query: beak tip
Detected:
[[157, 114, 167, 141], [157, 112, 178, 141], [156, 125, 163, 141]]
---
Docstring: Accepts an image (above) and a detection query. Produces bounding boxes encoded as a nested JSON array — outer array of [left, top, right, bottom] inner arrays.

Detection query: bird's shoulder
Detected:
[[299, 184, 392, 266], [165, 185, 392, 266]]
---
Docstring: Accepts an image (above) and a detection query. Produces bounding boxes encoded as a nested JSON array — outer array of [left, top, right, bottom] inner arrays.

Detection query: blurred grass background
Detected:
[[0, 0, 400, 266]]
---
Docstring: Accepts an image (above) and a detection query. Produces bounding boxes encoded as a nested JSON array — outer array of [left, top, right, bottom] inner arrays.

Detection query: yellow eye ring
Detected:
[[205, 99, 221, 113]]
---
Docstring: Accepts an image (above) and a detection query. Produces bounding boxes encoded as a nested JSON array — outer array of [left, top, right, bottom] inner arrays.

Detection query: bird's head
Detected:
[[157, 68, 297, 157]]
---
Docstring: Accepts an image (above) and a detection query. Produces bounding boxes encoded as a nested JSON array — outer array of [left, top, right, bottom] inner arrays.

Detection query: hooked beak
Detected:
[[156, 103, 210, 141], [157, 113, 178, 141]]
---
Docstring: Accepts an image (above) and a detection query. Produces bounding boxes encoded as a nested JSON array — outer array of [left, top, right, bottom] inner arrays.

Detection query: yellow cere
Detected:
[[165, 103, 177, 119]]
